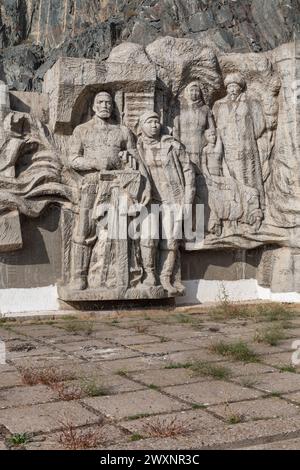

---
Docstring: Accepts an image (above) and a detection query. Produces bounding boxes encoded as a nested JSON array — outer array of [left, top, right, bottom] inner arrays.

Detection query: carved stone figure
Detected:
[[68, 91, 139, 291], [137, 111, 195, 295], [173, 81, 215, 173], [213, 73, 266, 231], [202, 128, 224, 236]]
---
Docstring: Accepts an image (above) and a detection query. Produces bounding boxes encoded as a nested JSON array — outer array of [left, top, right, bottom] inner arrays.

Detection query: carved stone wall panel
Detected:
[[2, 36, 300, 303]]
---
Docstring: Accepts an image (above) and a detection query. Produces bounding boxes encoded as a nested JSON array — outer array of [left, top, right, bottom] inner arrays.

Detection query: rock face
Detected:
[[0, 0, 300, 91]]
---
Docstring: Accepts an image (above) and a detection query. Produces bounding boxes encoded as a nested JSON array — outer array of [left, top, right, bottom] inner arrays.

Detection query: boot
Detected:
[[160, 249, 178, 296], [173, 280, 186, 295], [172, 249, 185, 295], [69, 243, 91, 291], [141, 245, 157, 287]]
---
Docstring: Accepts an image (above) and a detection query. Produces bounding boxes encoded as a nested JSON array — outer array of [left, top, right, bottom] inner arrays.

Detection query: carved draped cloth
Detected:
[[213, 93, 266, 209]]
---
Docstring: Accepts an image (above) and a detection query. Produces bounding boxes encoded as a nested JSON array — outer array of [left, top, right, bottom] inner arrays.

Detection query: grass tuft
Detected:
[[192, 403, 207, 409], [81, 379, 110, 397], [60, 320, 94, 336], [211, 341, 260, 363], [227, 413, 245, 425], [254, 325, 286, 346], [58, 421, 103, 450], [130, 433, 143, 442], [189, 361, 231, 380], [142, 417, 189, 438], [7, 433, 30, 447], [164, 362, 193, 370], [127, 413, 151, 421], [278, 365, 297, 373]]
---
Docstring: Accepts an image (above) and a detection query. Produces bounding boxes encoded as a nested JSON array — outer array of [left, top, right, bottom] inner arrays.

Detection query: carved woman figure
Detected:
[[173, 81, 215, 173]]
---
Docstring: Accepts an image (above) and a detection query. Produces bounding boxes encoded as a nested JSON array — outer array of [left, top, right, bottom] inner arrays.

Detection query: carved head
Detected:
[[184, 81, 204, 104], [204, 128, 216, 145], [224, 73, 246, 101], [139, 111, 161, 139], [93, 91, 113, 119]]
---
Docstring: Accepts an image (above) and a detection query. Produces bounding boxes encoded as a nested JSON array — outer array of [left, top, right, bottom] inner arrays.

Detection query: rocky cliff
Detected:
[[0, 0, 300, 91]]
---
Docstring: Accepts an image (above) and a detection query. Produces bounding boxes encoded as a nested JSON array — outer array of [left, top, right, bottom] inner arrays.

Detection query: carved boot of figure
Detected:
[[141, 245, 157, 287], [172, 252, 185, 295], [160, 249, 178, 296], [69, 242, 91, 290]]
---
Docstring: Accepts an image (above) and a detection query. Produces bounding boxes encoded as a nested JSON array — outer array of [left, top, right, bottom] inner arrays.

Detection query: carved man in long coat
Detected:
[[213, 73, 266, 229], [68, 91, 139, 291], [137, 111, 195, 295]]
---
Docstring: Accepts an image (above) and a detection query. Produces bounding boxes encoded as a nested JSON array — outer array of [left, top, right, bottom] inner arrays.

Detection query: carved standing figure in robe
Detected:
[[213, 73, 266, 230]]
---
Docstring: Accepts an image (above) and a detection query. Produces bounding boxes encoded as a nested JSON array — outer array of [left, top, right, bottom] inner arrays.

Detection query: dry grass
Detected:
[[134, 325, 149, 334], [254, 325, 286, 346], [60, 320, 94, 336], [208, 288, 294, 322], [142, 417, 189, 438], [20, 367, 74, 386], [58, 421, 104, 450], [80, 379, 110, 397], [50, 382, 84, 401]]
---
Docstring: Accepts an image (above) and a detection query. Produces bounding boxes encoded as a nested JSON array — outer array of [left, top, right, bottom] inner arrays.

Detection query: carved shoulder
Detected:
[[71, 121, 91, 138]]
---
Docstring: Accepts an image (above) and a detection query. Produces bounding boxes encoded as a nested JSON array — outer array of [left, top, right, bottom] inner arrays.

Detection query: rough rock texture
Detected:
[[0, 0, 300, 91]]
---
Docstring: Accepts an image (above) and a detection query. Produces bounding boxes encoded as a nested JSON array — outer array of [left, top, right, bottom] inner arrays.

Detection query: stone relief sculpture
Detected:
[[0, 80, 71, 251], [4, 34, 300, 304], [137, 111, 195, 296]]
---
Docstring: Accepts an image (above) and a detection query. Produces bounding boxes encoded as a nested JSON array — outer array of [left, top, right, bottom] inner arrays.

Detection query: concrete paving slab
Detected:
[[208, 397, 300, 422], [0, 384, 56, 408], [0, 401, 100, 434], [163, 380, 263, 406], [83, 389, 188, 419], [233, 371, 300, 394]]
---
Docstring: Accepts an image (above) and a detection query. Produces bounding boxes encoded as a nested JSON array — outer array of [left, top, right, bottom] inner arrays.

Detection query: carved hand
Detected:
[[71, 157, 101, 171], [141, 188, 151, 206], [119, 151, 139, 170]]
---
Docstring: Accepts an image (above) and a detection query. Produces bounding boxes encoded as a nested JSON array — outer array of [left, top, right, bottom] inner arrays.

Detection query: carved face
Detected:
[[142, 117, 161, 139], [226, 83, 242, 101], [93, 92, 113, 119], [185, 83, 202, 103], [205, 130, 216, 144]]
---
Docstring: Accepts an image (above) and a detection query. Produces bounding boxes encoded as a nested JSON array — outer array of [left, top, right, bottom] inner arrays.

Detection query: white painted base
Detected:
[[1, 279, 300, 317], [0, 286, 59, 316], [177, 279, 300, 305]]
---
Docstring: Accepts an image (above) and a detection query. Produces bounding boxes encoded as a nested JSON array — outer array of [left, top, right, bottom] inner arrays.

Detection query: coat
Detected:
[[213, 92, 266, 208]]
